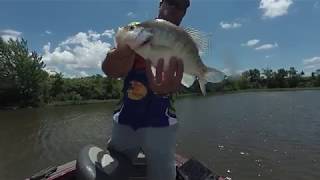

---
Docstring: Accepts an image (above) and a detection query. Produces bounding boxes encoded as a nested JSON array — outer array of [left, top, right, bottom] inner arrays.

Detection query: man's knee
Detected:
[[146, 152, 176, 180]]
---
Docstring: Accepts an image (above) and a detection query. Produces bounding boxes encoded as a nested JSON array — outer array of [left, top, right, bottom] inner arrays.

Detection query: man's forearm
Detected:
[[102, 55, 126, 78], [101, 46, 135, 78]]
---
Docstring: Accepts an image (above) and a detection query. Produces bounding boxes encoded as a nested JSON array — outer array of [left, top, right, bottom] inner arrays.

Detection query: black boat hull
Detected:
[[26, 145, 230, 180]]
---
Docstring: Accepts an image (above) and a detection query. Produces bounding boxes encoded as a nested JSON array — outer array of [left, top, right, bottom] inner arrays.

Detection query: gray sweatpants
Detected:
[[108, 122, 178, 180]]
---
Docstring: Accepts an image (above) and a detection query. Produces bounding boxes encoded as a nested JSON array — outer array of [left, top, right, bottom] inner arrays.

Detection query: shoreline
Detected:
[[46, 99, 119, 106], [177, 87, 320, 98], [207, 87, 320, 96], [208, 87, 320, 95], [1, 87, 319, 110], [48, 87, 320, 105]]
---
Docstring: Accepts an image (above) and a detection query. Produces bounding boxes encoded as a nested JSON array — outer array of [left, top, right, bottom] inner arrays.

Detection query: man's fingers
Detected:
[[156, 59, 164, 84], [170, 59, 183, 92], [145, 59, 164, 93], [174, 59, 184, 85], [145, 59, 156, 87], [165, 58, 177, 81], [146, 57, 184, 95]]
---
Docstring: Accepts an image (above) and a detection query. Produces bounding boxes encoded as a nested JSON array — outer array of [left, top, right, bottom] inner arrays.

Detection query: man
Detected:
[[101, 0, 190, 179]]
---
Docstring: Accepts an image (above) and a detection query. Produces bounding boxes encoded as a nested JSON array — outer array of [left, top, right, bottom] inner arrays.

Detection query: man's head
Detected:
[[158, 0, 190, 25]]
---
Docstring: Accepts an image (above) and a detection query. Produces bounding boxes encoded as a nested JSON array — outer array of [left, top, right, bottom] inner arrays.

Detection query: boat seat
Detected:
[[76, 144, 147, 180]]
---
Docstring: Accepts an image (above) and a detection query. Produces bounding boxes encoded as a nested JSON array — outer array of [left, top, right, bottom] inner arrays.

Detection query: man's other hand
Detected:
[[145, 57, 184, 95], [102, 45, 135, 78]]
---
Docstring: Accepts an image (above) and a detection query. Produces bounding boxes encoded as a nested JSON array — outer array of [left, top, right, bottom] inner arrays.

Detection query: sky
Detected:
[[1, 0, 320, 77]]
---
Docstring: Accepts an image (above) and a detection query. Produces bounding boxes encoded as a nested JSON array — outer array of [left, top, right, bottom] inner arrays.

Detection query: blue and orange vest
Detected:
[[113, 54, 177, 130]]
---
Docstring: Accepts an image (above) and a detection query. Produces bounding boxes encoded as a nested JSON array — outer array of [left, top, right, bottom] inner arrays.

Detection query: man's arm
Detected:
[[102, 45, 184, 95], [101, 45, 135, 78]]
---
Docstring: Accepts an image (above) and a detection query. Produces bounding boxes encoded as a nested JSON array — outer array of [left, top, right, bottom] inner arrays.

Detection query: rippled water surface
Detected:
[[1, 90, 320, 180]]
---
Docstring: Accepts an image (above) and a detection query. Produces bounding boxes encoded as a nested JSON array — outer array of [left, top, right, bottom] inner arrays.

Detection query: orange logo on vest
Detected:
[[127, 80, 147, 100]]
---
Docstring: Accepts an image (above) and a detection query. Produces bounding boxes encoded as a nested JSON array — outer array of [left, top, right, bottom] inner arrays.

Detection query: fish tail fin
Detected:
[[204, 67, 225, 83], [198, 78, 207, 96], [198, 67, 225, 96]]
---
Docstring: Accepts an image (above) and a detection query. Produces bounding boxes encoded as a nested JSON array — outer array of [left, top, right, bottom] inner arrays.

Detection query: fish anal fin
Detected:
[[181, 73, 196, 88]]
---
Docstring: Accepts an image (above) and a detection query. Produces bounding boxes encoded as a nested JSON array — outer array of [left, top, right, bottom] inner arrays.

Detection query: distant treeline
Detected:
[[1, 38, 320, 107], [205, 68, 320, 93]]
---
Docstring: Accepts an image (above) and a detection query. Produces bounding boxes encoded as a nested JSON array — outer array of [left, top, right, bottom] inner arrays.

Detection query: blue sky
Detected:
[[1, 0, 320, 77]]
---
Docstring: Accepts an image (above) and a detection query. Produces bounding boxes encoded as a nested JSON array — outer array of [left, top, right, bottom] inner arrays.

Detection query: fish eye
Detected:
[[129, 26, 135, 31]]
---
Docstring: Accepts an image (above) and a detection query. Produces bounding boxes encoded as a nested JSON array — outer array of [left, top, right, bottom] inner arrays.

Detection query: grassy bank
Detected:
[[2, 87, 319, 110], [208, 87, 320, 96], [48, 87, 320, 106], [47, 99, 119, 106], [177, 87, 320, 98]]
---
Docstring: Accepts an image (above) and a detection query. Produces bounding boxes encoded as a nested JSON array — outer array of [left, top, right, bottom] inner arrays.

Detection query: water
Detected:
[[1, 90, 320, 180]]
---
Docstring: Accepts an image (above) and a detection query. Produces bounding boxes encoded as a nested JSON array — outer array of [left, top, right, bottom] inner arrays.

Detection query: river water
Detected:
[[1, 90, 320, 180]]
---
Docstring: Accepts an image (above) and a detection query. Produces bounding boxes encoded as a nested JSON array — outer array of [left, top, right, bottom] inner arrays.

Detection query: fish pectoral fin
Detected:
[[181, 73, 196, 88], [184, 27, 212, 57]]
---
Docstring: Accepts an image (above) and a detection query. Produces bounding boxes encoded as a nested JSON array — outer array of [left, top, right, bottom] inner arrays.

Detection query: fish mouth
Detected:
[[140, 36, 152, 47]]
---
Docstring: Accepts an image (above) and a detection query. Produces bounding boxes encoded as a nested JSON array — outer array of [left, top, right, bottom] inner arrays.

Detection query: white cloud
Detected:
[[220, 21, 242, 29], [259, 0, 293, 19], [255, 43, 279, 50], [44, 66, 61, 75], [0, 29, 22, 41], [127, 12, 137, 18], [80, 71, 89, 77], [242, 39, 260, 47], [242, 39, 278, 51], [42, 29, 114, 77], [303, 57, 320, 71], [45, 30, 52, 35], [102, 29, 115, 39]]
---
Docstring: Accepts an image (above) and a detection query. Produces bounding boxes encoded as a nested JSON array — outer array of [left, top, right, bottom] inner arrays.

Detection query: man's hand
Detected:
[[102, 45, 135, 78], [145, 57, 184, 95]]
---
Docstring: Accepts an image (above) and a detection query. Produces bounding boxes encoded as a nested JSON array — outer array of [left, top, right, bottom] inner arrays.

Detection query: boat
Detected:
[[25, 144, 231, 180]]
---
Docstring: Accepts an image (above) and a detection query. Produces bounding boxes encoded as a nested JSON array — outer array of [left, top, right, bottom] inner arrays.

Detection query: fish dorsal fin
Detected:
[[184, 27, 213, 57]]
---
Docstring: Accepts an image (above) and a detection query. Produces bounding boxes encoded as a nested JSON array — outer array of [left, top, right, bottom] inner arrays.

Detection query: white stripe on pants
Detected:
[[108, 122, 178, 180]]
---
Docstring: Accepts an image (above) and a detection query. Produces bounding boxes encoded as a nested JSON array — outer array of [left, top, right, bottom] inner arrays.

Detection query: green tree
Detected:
[[103, 78, 123, 99], [240, 69, 261, 89], [249, 69, 261, 88], [275, 68, 288, 88], [316, 72, 320, 87], [288, 67, 297, 78], [50, 73, 64, 98], [262, 68, 273, 88], [287, 67, 299, 88], [222, 77, 239, 91], [249, 69, 260, 82], [0, 38, 48, 106]]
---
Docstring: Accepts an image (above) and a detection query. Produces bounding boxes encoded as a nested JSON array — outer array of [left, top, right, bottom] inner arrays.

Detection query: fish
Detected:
[[115, 19, 225, 95]]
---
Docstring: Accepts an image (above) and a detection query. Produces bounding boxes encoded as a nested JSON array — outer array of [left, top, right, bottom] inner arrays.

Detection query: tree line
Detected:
[[1, 38, 320, 107], [207, 67, 320, 93], [0, 38, 123, 107]]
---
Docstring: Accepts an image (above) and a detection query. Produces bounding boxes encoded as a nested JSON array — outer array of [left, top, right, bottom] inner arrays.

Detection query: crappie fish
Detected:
[[115, 19, 225, 95]]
